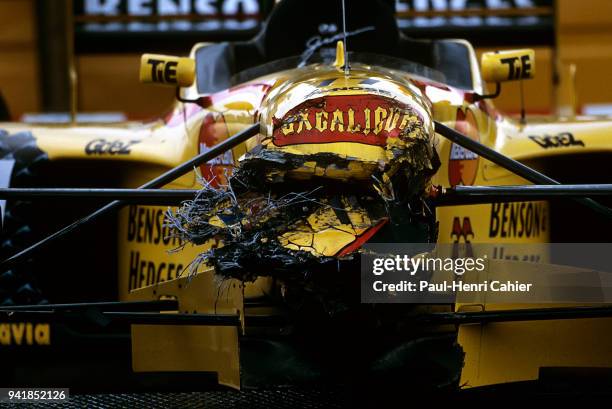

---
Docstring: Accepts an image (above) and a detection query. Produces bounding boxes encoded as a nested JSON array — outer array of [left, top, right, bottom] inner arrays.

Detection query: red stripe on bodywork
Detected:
[[337, 218, 389, 257]]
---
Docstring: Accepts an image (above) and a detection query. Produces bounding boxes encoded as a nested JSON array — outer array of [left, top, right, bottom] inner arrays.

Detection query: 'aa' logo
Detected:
[[451, 217, 474, 258], [448, 108, 479, 187]]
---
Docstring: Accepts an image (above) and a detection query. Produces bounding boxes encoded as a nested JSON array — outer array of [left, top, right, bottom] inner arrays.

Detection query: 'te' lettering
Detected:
[[501, 55, 532, 81], [147, 59, 178, 84]]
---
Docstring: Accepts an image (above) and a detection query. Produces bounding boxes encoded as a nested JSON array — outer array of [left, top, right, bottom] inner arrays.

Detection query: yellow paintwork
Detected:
[[140, 54, 196, 87], [279, 204, 377, 256], [1, 39, 612, 390], [481, 49, 536, 83], [497, 116, 612, 161], [128, 269, 243, 389], [333, 40, 345, 69], [0, 120, 197, 170]]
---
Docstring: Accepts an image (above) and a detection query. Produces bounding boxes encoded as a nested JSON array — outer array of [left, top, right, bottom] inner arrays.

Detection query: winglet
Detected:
[[334, 40, 345, 69]]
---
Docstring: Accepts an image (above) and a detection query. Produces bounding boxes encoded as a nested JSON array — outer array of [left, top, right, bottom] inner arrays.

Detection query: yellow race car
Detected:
[[0, 0, 611, 399]]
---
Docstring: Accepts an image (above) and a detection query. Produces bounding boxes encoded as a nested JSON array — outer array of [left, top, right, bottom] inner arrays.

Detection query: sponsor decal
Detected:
[[395, 0, 553, 30], [451, 217, 474, 243], [451, 217, 474, 258], [500, 55, 533, 81], [126, 205, 185, 291], [76, 0, 261, 44], [85, 138, 140, 155], [489, 202, 547, 238], [82, 0, 259, 17], [448, 108, 479, 187], [273, 95, 420, 146], [199, 112, 234, 187], [0, 322, 50, 346], [528, 132, 584, 149], [127, 206, 183, 246], [145, 57, 178, 84], [128, 251, 185, 291], [491, 246, 542, 263]]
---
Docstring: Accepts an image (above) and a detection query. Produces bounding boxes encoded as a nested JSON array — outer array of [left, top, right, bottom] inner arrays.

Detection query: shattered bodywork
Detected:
[[167, 66, 440, 283]]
